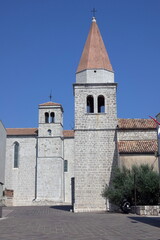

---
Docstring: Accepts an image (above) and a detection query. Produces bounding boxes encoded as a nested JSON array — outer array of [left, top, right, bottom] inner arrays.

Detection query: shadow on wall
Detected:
[[104, 129, 119, 211], [128, 216, 160, 229], [50, 205, 72, 212]]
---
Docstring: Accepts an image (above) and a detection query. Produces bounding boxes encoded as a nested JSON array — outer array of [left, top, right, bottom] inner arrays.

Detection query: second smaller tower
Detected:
[[36, 102, 64, 203]]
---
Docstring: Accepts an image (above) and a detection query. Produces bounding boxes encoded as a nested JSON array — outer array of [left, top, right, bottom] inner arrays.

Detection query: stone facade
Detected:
[[131, 205, 160, 216], [0, 121, 6, 206], [36, 103, 64, 203], [5, 136, 36, 206], [63, 137, 74, 203], [118, 129, 157, 141], [120, 154, 158, 171]]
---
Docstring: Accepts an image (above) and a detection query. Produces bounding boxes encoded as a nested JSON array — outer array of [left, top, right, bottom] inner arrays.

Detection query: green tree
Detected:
[[102, 164, 160, 206]]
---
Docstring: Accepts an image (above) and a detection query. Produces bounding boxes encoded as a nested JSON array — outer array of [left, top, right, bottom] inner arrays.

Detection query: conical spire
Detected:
[[77, 17, 113, 73]]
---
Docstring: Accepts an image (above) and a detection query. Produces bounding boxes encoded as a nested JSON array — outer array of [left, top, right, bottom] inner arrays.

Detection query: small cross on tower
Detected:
[[49, 90, 52, 102], [91, 8, 97, 18]]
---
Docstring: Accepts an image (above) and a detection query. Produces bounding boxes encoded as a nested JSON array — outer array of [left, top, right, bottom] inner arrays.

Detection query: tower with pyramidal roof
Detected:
[[73, 17, 118, 212], [4, 15, 158, 210]]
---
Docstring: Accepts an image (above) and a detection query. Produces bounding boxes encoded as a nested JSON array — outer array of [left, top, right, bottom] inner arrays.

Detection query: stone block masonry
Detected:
[[74, 129, 118, 212]]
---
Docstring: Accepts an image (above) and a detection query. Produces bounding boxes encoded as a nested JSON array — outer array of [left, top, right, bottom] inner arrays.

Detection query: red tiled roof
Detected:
[[39, 102, 61, 106], [118, 140, 157, 153], [63, 130, 74, 138], [118, 119, 156, 129], [7, 128, 38, 136], [7, 128, 75, 138], [77, 18, 113, 73]]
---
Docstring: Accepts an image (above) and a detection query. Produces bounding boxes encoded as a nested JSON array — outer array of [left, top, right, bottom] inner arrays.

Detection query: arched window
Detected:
[[50, 112, 55, 123], [45, 112, 49, 123], [98, 95, 105, 113], [14, 142, 19, 168], [87, 95, 94, 113], [64, 160, 68, 172]]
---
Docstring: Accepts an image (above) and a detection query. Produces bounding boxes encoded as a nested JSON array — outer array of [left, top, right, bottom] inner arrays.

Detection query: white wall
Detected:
[[63, 137, 75, 203], [5, 136, 37, 205], [0, 121, 6, 204]]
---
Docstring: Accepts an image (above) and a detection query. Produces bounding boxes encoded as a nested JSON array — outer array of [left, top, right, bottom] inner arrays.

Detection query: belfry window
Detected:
[[87, 95, 94, 113], [14, 142, 19, 168], [98, 95, 105, 113], [45, 112, 49, 123], [50, 112, 55, 123]]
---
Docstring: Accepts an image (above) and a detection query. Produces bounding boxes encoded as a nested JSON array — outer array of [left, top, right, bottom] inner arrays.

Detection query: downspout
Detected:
[[33, 136, 38, 201]]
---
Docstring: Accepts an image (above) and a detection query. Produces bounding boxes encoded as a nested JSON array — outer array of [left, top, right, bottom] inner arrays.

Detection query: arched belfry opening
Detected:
[[87, 95, 94, 113], [98, 95, 105, 113], [50, 112, 55, 123], [45, 112, 49, 123]]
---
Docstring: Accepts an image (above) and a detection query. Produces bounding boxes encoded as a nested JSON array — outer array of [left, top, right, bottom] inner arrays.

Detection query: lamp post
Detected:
[[134, 173, 137, 214]]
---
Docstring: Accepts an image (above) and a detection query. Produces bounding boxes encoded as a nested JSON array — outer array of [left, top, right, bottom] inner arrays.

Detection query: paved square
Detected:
[[0, 206, 160, 240]]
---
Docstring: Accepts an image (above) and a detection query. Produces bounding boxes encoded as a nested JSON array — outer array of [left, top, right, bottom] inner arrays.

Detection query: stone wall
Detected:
[[0, 121, 6, 206], [74, 129, 118, 212], [36, 157, 64, 202], [76, 69, 114, 84], [63, 137, 75, 203], [5, 136, 37, 206], [36, 102, 64, 203], [74, 84, 117, 130], [118, 129, 156, 141], [120, 154, 158, 171], [131, 206, 160, 216]]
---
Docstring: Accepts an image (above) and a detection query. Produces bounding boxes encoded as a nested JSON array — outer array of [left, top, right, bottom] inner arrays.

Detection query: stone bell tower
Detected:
[[73, 17, 118, 212], [36, 102, 64, 203]]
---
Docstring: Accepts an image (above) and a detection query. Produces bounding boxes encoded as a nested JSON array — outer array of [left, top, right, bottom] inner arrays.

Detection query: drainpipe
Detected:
[[33, 137, 38, 202], [0, 182, 4, 218]]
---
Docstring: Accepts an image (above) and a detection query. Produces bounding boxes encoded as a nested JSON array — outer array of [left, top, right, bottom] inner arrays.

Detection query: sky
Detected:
[[0, 0, 160, 130]]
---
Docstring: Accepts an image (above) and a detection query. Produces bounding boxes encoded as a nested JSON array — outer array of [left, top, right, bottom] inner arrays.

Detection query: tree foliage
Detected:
[[102, 164, 160, 206]]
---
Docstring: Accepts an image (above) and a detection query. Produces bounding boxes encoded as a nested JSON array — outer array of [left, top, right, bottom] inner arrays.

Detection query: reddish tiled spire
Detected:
[[77, 17, 113, 73]]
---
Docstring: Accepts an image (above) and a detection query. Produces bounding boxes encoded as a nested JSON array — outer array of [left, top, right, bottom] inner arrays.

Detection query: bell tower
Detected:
[[36, 102, 64, 203], [73, 17, 118, 212]]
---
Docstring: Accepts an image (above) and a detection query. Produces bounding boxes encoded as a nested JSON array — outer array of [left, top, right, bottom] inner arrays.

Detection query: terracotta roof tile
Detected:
[[7, 128, 38, 136], [118, 119, 156, 129], [39, 102, 61, 106], [118, 140, 157, 153], [63, 130, 74, 138], [77, 19, 113, 73], [7, 128, 75, 138]]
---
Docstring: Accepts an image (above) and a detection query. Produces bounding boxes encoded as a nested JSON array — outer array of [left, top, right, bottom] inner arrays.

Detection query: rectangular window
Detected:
[[64, 160, 68, 172]]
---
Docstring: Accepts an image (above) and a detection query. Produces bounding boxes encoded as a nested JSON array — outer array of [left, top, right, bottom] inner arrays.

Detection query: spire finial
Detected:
[[91, 8, 97, 21], [49, 90, 52, 102]]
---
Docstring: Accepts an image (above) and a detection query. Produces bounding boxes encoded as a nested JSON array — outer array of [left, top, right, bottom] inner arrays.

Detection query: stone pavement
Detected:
[[0, 206, 160, 240]]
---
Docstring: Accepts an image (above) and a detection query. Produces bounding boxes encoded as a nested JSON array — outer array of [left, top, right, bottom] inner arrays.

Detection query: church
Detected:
[[4, 17, 158, 212]]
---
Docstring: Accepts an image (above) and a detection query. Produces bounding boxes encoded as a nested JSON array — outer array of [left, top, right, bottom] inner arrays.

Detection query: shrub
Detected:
[[102, 164, 160, 206]]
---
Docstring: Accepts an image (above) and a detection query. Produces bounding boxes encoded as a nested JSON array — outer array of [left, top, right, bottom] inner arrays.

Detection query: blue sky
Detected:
[[0, 0, 160, 130]]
